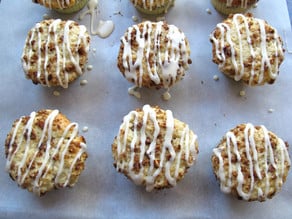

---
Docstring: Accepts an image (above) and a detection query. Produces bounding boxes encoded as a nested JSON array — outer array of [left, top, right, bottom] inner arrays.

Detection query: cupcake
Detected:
[[211, 0, 259, 15], [130, 0, 175, 15], [112, 104, 199, 191], [32, 0, 88, 14], [212, 123, 291, 201], [117, 21, 192, 99], [5, 109, 88, 196], [21, 19, 90, 88], [210, 13, 285, 86]]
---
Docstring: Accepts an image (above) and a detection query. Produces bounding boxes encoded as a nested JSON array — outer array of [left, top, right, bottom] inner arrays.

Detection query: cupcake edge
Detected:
[[212, 123, 291, 201], [132, 0, 175, 15], [112, 104, 199, 191], [54, 0, 88, 14], [5, 109, 88, 196], [211, 0, 257, 15]]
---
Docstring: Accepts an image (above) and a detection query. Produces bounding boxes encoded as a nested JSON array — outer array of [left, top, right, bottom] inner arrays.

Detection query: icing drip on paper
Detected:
[[23, 19, 89, 88], [128, 86, 141, 99], [79, 0, 114, 38], [116, 105, 197, 191], [210, 14, 284, 85], [283, 30, 292, 54], [162, 89, 171, 101], [213, 123, 290, 201], [121, 21, 190, 91], [5, 110, 87, 195]]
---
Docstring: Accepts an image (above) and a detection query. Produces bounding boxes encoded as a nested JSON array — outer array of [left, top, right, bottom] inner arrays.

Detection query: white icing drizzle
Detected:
[[23, 19, 89, 88], [210, 14, 284, 85], [79, 0, 114, 38], [226, 0, 251, 8], [121, 21, 190, 89], [133, 0, 174, 12], [37, 0, 72, 9], [5, 110, 87, 195], [116, 105, 197, 191], [213, 123, 291, 201]]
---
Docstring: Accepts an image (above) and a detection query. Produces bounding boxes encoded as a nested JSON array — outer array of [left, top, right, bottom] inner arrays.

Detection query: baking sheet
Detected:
[[0, 0, 292, 218]]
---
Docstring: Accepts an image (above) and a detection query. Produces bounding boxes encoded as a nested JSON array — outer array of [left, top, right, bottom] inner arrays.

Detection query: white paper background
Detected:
[[0, 0, 292, 218]]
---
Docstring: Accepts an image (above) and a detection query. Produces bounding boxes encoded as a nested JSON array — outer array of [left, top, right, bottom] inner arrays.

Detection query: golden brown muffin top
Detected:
[[33, 0, 76, 10], [5, 109, 88, 196], [117, 21, 192, 90], [112, 105, 199, 191], [215, 0, 258, 7], [210, 13, 285, 86], [212, 123, 290, 201], [22, 19, 90, 88], [130, 0, 174, 11]]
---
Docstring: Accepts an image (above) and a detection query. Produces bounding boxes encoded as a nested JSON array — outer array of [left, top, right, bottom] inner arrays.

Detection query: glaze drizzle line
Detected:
[[36, 0, 72, 9], [79, 0, 115, 38], [116, 105, 197, 191], [213, 123, 290, 201], [133, 0, 174, 12], [210, 14, 284, 85], [23, 19, 89, 88], [121, 21, 189, 88], [5, 110, 87, 195]]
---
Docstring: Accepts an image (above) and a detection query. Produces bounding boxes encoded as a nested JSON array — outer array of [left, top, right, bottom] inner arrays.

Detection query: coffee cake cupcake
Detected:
[[211, 0, 259, 15], [21, 19, 90, 88], [117, 21, 192, 100], [112, 105, 199, 191], [130, 0, 175, 15], [5, 109, 88, 196], [32, 0, 88, 14], [212, 123, 290, 201], [210, 13, 285, 86]]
